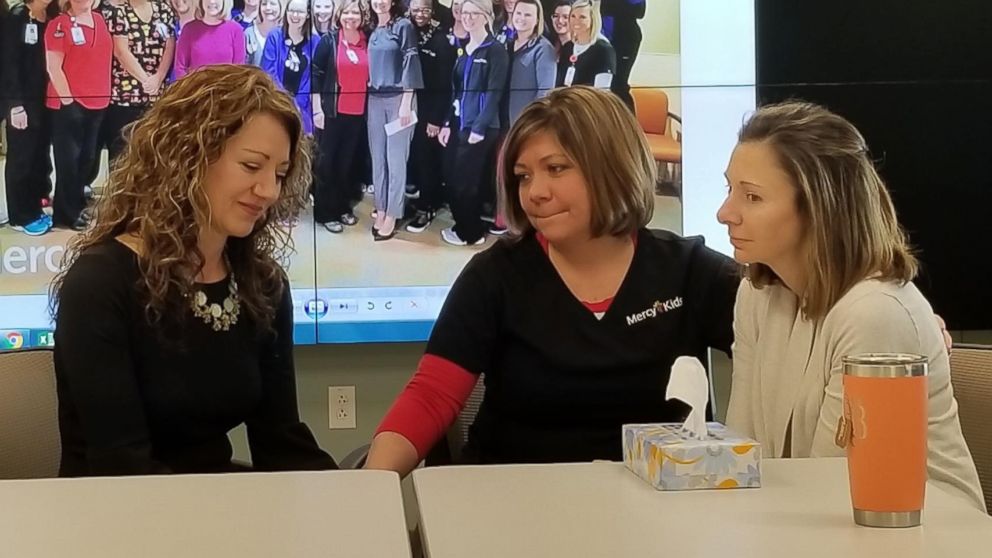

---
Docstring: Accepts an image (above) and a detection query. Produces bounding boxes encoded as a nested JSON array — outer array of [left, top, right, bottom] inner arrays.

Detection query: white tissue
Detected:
[[665, 356, 710, 440]]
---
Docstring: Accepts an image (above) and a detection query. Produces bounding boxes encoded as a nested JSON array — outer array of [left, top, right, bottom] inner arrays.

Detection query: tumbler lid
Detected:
[[843, 353, 928, 378]]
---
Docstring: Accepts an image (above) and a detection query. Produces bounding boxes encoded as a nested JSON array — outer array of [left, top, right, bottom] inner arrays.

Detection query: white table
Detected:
[[0, 470, 411, 558], [413, 458, 992, 558]]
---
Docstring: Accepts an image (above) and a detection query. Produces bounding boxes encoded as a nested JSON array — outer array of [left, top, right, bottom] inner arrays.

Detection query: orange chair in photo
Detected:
[[631, 88, 682, 198]]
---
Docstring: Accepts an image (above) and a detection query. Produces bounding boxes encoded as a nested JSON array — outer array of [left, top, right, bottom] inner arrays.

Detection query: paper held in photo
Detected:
[[385, 112, 418, 136]]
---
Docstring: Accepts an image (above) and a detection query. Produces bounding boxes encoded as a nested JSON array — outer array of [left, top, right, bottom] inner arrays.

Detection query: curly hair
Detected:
[[50, 64, 312, 335]]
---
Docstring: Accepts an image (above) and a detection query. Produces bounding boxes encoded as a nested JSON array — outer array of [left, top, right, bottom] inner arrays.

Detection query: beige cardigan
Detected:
[[726, 278, 986, 511]]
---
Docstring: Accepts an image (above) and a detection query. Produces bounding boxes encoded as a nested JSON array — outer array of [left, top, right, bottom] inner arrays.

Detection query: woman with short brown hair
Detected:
[[364, 86, 740, 475]]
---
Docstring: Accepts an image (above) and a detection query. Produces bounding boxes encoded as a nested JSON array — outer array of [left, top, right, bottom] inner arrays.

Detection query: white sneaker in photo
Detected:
[[441, 227, 485, 247]]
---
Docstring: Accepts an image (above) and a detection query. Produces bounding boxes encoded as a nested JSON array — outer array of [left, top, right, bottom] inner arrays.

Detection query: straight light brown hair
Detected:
[[739, 101, 918, 320], [498, 85, 655, 238], [512, 0, 545, 41]]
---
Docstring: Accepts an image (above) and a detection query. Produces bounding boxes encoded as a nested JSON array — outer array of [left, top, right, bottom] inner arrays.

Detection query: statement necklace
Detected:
[[189, 268, 241, 331]]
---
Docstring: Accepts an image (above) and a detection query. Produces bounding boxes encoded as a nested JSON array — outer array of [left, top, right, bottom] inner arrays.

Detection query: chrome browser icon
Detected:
[[1, 330, 26, 350]]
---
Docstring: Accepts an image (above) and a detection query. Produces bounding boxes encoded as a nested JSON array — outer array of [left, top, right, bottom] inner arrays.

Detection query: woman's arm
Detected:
[[534, 40, 557, 98], [230, 22, 247, 65], [312, 92, 324, 129], [311, 33, 331, 93], [399, 89, 415, 125], [724, 280, 757, 437], [397, 20, 424, 123], [554, 42, 572, 87], [366, 355, 479, 475], [469, 44, 508, 137], [0, 11, 25, 110], [593, 42, 617, 89], [155, 35, 177, 86], [113, 37, 153, 82], [44, 22, 74, 104], [812, 290, 985, 510], [156, 6, 178, 80], [173, 26, 191, 78], [397, 19, 424, 91], [246, 280, 337, 470], [430, 35, 457, 127], [55, 251, 170, 475], [690, 241, 741, 357], [366, 433, 420, 473], [307, 38, 323, 128], [603, 41, 617, 74], [260, 30, 281, 84], [365, 257, 502, 477], [110, 8, 152, 86]]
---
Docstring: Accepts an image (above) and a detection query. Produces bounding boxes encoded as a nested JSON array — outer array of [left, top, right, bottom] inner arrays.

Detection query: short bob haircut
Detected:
[[738, 101, 918, 320], [334, 0, 372, 29], [498, 85, 655, 238]]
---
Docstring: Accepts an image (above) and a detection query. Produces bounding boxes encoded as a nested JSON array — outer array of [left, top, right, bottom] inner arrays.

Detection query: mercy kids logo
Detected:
[[626, 297, 684, 326]]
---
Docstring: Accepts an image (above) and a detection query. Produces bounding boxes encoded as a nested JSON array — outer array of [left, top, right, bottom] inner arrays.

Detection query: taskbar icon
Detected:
[[0, 329, 55, 351]]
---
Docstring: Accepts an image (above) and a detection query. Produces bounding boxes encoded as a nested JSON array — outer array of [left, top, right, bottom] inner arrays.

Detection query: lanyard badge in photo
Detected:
[[343, 41, 359, 64], [284, 40, 300, 71], [564, 56, 578, 86], [25, 22, 39, 44], [69, 17, 86, 45]]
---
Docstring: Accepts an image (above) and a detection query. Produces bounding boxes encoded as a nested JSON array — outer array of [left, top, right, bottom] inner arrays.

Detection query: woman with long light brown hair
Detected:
[[50, 64, 336, 477], [721, 101, 984, 510]]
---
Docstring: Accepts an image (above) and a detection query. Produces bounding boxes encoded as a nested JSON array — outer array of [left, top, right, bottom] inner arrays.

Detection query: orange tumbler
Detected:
[[838, 353, 928, 528]]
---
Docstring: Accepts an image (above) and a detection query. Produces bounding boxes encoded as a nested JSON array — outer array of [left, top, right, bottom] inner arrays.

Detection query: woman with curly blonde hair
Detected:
[[50, 64, 337, 477]]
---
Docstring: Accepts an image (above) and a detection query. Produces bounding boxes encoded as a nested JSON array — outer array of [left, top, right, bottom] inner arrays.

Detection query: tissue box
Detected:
[[622, 423, 761, 491]]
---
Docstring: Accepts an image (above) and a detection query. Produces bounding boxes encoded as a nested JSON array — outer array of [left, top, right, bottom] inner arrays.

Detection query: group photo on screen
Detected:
[[0, 0, 682, 345]]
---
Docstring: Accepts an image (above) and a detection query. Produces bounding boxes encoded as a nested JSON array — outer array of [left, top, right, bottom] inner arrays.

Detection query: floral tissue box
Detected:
[[622, 423, 761, 491]]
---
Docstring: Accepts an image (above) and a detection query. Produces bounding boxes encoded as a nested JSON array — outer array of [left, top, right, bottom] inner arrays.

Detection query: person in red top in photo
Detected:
[[45, 0, 113, 230], [311, 0, 372, 233]]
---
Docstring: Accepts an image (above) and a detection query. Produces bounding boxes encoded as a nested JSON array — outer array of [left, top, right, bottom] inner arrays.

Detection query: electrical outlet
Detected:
[[328, 386, 357, 429]]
